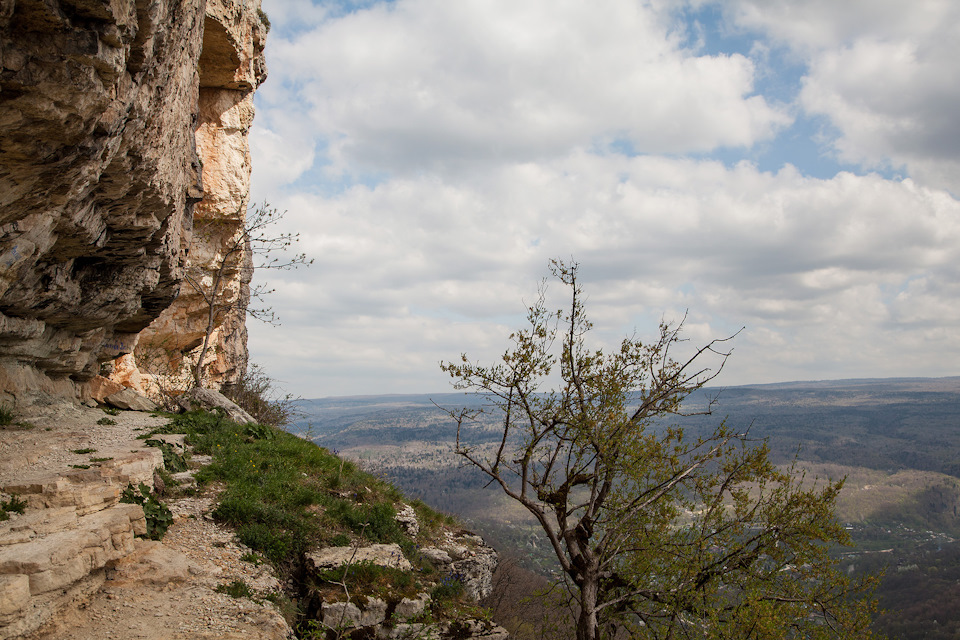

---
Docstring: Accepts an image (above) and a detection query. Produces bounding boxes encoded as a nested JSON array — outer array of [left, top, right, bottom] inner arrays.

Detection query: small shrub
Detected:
[[70, 464, 91, 469], [431, 572, 465, 606], [216, 579, 255, 599], [89, 457, 114, 463], [221, 364, 299, 427], [314, 560, 416, 598], [71, 448, 97, 454], [102, 407, 121, 416], [120, 482, 173, 540], [97, 417, 117, 425], [0, 404, 14, 426], [0, 495, 27, 521], [144, 439, 188, 472]]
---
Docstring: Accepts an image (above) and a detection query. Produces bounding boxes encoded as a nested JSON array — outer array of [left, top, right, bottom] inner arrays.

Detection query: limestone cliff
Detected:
[[118, 0, 267, 396], [0, 0, 266, 404]]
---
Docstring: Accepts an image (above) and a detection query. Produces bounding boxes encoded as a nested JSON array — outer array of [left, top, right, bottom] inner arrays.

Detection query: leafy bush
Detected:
[[97, 417, 116, 425], [0, 495, 27, 521], [120, 482, 173, 540], [0, 404, 14, 426], [144, 439, 188, 473], [431, 573, 465, 603]]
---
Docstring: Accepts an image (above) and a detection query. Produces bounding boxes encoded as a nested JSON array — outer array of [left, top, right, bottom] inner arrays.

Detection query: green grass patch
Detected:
[[0, 404, 14, 426], [102, 407, 121, 416], [96, 417, 117, 426], [71, 448, 97, 455], [313, 560, 416, 599], [158, 411, 408, 573]]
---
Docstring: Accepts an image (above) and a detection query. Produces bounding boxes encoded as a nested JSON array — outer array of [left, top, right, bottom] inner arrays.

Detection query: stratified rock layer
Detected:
[[128, 0, 267, 394], [0, 0, 206, 403], [0, 0, 267, 404]]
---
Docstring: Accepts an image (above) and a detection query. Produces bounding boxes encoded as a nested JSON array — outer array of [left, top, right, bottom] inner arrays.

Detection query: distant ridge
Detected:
[[301, 376, 960, 403]]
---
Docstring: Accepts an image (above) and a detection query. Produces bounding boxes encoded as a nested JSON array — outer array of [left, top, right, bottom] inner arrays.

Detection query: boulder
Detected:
[[86, 376, 125, 405], [176, 388, 255, 424], [105, 388, 158, 412], [393, 592, 430, 621], [306, 544, 412, 572]]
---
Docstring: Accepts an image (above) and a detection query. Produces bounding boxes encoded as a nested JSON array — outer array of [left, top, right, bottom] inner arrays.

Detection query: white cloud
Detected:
[[250, 151, 960, 396], [260, 0, 789, 177], [244, 1, 960, 397], [724, 0, 960, 192]]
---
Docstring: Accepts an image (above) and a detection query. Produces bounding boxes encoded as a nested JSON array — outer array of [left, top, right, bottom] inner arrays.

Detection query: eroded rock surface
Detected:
[[129, 0, 268, 394], [0, 0, 268, 404], [0, 0, 206, 403]]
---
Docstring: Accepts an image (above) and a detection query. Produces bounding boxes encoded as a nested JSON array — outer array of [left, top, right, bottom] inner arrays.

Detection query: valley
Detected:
[[290, 377, 960, 638]]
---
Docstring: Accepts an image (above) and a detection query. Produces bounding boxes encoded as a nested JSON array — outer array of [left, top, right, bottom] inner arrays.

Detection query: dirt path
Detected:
[[0, 404, 294, 640]]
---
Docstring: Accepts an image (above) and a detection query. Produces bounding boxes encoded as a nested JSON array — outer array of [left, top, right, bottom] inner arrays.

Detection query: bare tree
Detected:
[[186, 202, 311, 388], [441, 259, 878, 640]]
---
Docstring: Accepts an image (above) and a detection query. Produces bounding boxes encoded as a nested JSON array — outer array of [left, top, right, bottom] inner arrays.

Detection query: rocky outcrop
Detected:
[[0, 408, 169, 638], [305, 508, 509, 640], [421, 532, 499, 602], [0, 0, 267, 405], [0, 407, 294, 640], [127, 0, 267, 395], [0, 0, 206, 403]]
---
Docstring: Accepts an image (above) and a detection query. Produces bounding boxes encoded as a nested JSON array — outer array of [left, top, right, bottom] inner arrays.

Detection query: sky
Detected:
[[247, 0, 960, 399]]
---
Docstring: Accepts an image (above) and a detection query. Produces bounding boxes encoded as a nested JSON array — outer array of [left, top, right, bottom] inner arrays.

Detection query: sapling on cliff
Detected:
[[187, 202, 312, 388]]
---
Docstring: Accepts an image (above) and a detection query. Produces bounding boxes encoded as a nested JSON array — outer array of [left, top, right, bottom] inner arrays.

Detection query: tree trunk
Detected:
[[194, 269, 224, 388], [576, 575, 600, 640]]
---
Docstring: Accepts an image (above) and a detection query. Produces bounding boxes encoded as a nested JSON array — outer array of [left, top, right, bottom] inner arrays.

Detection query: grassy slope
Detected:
[[149, 410, 492, 637]]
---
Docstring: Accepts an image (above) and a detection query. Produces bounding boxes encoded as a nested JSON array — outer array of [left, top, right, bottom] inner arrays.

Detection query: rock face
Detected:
[[0, 0, 267, 404], [0, 0, 206, 403], [126, 0, 267, 395]]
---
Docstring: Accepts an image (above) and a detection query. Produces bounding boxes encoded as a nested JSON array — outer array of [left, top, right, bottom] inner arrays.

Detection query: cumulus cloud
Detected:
[[724, 0, 960, 192], [261, 0, 789, 177], [249, 150, 960, 396], [245, 0, 960, 397]]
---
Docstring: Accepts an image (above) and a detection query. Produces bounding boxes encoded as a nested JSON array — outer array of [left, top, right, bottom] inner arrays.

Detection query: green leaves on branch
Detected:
[[440, 259, 879, 640]]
